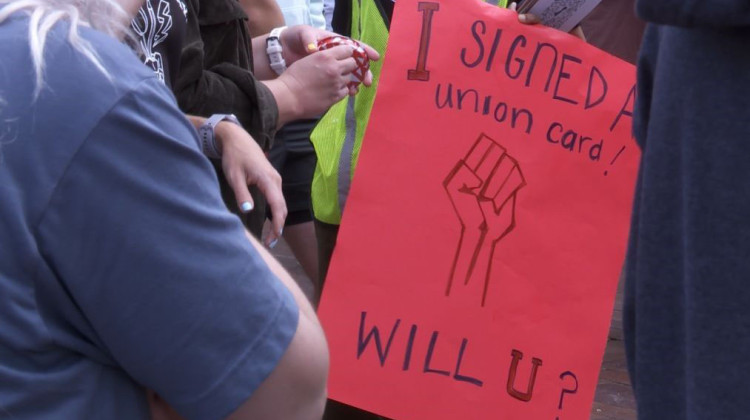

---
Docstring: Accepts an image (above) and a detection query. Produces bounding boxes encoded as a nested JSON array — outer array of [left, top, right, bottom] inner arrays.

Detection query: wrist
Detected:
[[266, 26, 288, 76], [263, 77, 302, 128], [198, 114, 241, 159], [214, 120, 241, 155]]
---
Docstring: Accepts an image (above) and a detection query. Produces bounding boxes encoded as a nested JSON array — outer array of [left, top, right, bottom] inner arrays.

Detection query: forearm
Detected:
[[240, 0, 285, 37], [187, 114, 231, 156], [223, 231, 328, 420], [186, 114, 208, 136], [261, 78, 302, 129], [449, 228, 485, 290], [176, 69, 263, 119], [228, 310, 328, 420], [174, 65, 279, 149]]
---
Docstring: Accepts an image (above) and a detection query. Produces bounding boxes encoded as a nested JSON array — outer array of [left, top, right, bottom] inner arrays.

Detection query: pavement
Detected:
[[269, 234, 637, 420], [591, 282, 637, 420]]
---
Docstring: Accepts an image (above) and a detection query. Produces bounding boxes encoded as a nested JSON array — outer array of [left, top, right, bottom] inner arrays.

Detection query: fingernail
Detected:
[[241, 202, 253, 212], [278, 228, 284, 237], [269, 238, 279, 249], [519, 14, 527, 22], [307, 42, 317, 52]]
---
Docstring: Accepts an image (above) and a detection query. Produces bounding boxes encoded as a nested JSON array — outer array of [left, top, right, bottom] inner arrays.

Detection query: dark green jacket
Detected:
[[173, 0, 278, 234]]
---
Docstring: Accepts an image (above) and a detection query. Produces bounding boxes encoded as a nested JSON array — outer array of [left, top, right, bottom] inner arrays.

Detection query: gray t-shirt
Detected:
[[0, 14, 297, 420]]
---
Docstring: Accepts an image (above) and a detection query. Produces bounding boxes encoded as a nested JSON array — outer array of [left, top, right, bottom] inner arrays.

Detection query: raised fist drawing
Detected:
[[443, 133, 526, 307]]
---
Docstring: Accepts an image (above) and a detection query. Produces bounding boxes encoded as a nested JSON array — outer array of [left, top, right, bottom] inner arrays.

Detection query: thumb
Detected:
[[518, 13, 541, 24]]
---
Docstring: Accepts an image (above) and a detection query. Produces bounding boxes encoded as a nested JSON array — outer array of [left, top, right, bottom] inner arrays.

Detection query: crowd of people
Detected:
[[0, 0, 748, 418]]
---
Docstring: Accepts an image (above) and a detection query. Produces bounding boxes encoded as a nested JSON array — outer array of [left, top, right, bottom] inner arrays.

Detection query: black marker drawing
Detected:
[[443, 133, 526, 307]]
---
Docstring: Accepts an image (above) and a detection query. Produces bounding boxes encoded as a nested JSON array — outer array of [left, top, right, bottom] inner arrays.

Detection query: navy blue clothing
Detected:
[[625, 1, 750, 419], [0, 15, 297, 420]]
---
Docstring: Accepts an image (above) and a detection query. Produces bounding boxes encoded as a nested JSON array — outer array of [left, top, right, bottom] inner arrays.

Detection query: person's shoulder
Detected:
[[0, 13, 162, 112], [0, 13, 181, 192], [52, 22, 157, 97]]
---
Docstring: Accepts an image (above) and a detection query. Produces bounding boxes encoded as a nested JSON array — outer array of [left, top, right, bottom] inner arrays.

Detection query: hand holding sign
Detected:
[[444, 134, 526, 307], [509, 1, 587, 40]]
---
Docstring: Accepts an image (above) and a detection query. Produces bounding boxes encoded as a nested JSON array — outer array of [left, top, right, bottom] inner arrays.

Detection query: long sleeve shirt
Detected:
[[173, 0, 278, 150]]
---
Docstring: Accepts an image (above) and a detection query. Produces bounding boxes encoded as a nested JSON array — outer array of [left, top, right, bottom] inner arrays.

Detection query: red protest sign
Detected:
[[317, 0, 639, 418]]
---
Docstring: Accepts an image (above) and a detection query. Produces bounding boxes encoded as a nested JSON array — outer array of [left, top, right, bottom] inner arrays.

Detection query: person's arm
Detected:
[[250, 25, 379, 80], [248, 25, 381, 129], [174, 0, 378, 136], [187, 115, 287, 246], [174, 0, 280, 148], [38, 78, 328, 420], [259, 42, 378, 128], [239, 0, 285, 37], [151, 232, 328, 420], [636, 0, 750, 28], [228, 232, 328, 420]]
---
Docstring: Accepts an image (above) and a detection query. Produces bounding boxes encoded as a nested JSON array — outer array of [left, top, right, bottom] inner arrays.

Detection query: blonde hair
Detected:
[[0, 0, 132, 97]]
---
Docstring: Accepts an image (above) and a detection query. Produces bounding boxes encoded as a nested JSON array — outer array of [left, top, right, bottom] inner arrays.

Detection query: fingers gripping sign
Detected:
[[443, 133, 526, 307]]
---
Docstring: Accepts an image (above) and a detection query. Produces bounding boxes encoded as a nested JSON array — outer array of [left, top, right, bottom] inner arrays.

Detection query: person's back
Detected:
[[0, 15, 167, 417], [0, 7, 327, 419]]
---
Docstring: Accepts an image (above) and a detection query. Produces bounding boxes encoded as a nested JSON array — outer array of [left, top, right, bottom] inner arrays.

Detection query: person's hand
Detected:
[[279, 25, 379, 95], [266, 44, 369, 125], [215, 121, 287, 247], [508, 2, 586, 41], [280, 25, 380, 67]]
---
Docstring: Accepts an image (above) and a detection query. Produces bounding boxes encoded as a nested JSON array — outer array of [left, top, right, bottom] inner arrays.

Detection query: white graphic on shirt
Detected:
[[131, 0, 187, 83], [177, 0, 188, 18]]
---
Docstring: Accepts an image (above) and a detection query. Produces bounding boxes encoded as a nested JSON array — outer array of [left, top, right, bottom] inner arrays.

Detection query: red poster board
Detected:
[[317, 0, 639, 418]]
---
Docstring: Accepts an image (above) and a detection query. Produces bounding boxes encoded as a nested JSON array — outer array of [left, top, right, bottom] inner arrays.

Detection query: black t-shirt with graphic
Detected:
[[131, 0, 188, 87]]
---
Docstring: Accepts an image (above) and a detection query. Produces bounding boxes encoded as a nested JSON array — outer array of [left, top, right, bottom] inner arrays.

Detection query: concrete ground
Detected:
[[269, 234, 637, 420]]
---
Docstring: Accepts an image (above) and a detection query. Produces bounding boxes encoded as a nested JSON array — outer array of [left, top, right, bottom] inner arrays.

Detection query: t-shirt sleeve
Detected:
[[35, 78, 298, 420], [636, 0, 750, 28]]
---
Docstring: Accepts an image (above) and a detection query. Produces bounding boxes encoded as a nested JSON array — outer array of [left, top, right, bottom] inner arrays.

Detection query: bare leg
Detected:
[[314, 219, 340, 307]]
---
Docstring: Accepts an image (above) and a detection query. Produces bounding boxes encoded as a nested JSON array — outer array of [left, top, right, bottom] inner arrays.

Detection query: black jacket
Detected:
[[173, 0, 278, 151], [172, 0, 278, 235]]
